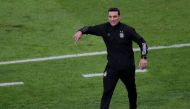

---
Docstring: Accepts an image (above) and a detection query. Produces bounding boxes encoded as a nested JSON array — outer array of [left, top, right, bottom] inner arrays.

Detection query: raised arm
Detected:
[[73, 24, 105, 42]]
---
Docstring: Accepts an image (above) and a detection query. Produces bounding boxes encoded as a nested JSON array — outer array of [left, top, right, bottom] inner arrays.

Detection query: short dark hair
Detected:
[[108, 8, 120, 15]]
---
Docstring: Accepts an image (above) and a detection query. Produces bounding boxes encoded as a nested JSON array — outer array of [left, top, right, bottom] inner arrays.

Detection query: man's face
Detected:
[[108, 11, 120, 27]]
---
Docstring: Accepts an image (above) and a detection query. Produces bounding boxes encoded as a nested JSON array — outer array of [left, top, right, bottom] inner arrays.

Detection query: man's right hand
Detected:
[[74, 31, 82, 43]]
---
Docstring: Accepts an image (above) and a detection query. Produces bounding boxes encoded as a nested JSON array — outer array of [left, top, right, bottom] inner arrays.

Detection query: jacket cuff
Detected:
[[141, 55, 147, 59], [79, 26, 89, 34]]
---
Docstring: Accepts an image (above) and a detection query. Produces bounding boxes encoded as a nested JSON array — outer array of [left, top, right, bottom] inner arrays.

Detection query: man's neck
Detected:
[[109, 22, 121, 28]]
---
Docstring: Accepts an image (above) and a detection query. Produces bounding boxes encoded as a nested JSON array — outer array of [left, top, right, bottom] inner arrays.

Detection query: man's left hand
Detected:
[[139, 59, 148, 69]]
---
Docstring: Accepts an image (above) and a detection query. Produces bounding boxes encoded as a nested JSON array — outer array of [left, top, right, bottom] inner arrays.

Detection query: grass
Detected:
[[0, 0, 190, 60], [0, 47, 189, 109], [0, 0, 190, 109]]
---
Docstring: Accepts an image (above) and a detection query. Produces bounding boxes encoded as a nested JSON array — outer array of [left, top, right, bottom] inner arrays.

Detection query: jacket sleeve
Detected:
[[130, 28, 148, 59], [78, 24, 105, 36]]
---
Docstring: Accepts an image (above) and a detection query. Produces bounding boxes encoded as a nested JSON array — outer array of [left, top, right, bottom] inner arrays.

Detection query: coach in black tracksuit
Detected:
[[74, 8, 148, 109]]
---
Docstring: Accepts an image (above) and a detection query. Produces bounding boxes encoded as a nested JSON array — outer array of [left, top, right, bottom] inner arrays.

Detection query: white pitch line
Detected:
[[0, 51, 106, 65], [0, 43, 190, 65], [82, 69, 147, 78], [0, 82, 24, 87]]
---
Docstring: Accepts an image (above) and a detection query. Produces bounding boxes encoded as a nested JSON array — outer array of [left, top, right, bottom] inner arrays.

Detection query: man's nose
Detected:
[[111, 17, 114, 20]]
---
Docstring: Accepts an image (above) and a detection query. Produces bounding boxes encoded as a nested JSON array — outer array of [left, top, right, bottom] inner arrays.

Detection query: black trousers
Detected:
[[100, 65, 137, 109]]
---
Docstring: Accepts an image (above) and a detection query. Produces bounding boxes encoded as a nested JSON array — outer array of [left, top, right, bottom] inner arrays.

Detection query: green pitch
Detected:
[[0, 0, 190, 109]]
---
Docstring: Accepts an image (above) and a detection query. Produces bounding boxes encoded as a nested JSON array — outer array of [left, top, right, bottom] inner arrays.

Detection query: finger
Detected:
[[140, 65, 144, 69], [143, 63, 147, 69], [74, 35, 79, 42], [73, 34, 77, 40], [74, 37, 78, 42], [76, 37, 80, 42], [140, 62, 146, 69]]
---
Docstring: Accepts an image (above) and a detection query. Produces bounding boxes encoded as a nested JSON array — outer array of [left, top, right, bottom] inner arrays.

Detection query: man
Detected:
[[74, 8, 148, 109]]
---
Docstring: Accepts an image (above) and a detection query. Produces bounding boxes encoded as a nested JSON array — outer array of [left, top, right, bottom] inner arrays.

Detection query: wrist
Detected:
[[141, 56, 147, 59]]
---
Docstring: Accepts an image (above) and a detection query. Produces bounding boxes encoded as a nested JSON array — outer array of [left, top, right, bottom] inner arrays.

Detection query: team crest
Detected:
[[119, 30, 124, 38]]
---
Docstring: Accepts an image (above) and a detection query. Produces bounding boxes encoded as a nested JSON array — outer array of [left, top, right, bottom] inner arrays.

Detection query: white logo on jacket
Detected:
[[119, 30, 124, 38]]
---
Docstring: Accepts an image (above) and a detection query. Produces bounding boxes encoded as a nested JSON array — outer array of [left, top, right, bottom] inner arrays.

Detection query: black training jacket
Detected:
[[79, 22, 148, 70]]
